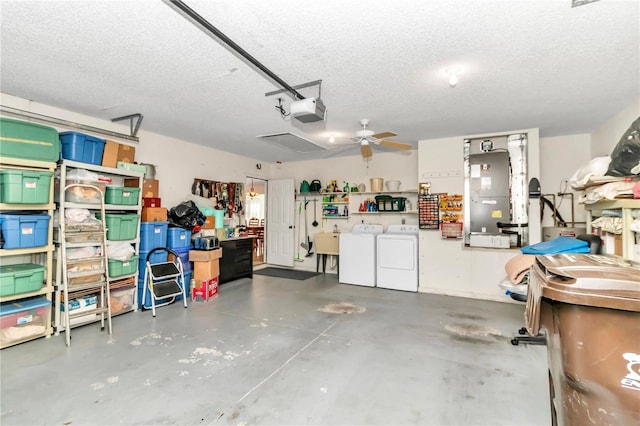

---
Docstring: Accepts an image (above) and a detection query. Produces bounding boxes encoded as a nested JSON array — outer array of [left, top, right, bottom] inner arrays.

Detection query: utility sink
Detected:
[[314, 232, 340, 254]]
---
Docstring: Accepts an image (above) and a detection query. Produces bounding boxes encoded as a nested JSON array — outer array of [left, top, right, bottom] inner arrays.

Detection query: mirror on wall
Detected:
[[245, 178, 266, 227]]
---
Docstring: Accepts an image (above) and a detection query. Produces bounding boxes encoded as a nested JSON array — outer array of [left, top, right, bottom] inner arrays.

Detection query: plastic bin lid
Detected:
[[0, 296, 50, 315], [532, 254, 640, 311], [0, 263, 46, 274]]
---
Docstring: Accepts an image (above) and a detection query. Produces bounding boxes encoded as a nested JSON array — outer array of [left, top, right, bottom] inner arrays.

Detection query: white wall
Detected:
[[538, 133, 591, 228], [417, 129, 540, 303], [270, 150, 418, 272], [271, 150, 419, 230], [134, 132, 267, 210], [590, 99, 640, 157]]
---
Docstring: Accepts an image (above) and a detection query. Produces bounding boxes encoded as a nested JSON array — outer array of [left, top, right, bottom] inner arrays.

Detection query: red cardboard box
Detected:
[[192, 277, 219, 301], [142, 197, 161, 208]]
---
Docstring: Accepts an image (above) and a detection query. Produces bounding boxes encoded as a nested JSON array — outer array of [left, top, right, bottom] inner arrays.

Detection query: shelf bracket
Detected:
[[111, 113, 143, 137]]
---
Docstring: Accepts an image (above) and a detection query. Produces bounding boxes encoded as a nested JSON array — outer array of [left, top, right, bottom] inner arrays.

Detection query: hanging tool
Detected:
[[312, 199, 319, 227], [300, 197, 313, 256], [295, 201, 304, 262]]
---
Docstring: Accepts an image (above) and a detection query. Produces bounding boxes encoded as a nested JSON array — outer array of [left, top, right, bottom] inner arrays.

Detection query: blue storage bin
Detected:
[[139, 222, 168, 251], [59, 131, 106, 165], [0, 213, 50, 249], [169, 246, 192, 272], [137, 250, 168, 277], [167, 227, 191, 249]]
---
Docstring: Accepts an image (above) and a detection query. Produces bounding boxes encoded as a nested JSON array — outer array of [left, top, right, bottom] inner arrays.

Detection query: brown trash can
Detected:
[[525, 254, 640, 426]]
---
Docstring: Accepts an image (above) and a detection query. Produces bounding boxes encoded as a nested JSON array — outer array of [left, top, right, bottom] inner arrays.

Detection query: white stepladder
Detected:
[[141, 247, 187, 316], [59, 183, 112, 347]]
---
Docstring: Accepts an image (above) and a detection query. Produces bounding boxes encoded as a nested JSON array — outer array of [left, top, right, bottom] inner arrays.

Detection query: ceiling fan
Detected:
[[336, 119, 412, 159]]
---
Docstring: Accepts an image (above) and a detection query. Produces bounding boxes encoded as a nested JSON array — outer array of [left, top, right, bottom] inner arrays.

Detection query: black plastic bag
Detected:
[[169, 201, 206, 230], [606, 117, 640, 176]]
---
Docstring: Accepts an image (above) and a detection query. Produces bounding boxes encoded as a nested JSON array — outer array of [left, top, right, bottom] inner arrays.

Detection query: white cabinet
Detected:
[[0, 157, 56, 348], [585, 199, 640, 260]]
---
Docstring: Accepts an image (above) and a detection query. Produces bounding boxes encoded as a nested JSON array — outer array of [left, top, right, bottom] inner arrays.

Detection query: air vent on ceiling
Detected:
[[256, 132, 326, 153]]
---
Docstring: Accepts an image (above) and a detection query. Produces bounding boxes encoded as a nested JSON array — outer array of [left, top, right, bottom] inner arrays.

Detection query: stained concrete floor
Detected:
[[1, 273, 551, 425]]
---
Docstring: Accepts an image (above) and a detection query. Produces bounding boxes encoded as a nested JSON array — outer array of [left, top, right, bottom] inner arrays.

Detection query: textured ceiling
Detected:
[[1, 0, 638, 163]]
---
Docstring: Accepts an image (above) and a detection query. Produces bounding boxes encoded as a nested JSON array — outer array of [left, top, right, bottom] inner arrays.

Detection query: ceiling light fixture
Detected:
[[248, 179, 258, 198], [329, 136, 335, 143], [446, 67, 460, 88]]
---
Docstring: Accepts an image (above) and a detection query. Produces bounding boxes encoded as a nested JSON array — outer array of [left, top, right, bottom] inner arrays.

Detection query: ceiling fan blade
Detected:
[[378, 140, 412, 150], [371, 131, 397, 139], [361, 144, 373, 158]]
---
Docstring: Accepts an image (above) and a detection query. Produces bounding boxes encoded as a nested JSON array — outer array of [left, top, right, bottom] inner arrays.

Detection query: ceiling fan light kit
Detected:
[[342, 119, 412, 159], [446, 67, 460, 88]]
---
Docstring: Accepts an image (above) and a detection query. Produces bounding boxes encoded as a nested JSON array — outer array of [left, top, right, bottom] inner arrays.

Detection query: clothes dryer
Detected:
[[376, 225, 419, 292], [339, 224, 384, 287]]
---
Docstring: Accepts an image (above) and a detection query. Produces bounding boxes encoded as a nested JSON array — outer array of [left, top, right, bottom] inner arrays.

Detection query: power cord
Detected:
[[275, 97, 290, 118]]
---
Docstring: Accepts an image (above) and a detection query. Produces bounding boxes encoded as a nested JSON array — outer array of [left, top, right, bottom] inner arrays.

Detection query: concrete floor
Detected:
[[1, 273, 551, 425]]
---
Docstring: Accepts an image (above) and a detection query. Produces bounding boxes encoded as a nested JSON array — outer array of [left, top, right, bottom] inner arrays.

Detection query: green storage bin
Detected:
[[0, 170, 53, 203], [0, 263, 45, 296], [392, 197, 407, 211], [0, 118, 60, 162], [375, 195, 393, 211], [108, 255, 139, 277], [96, 213, 140, 241], [104, 186, 140, 205]]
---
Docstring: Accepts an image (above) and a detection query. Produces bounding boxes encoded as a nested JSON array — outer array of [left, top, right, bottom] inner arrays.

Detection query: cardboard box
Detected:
[[192, 277, 219, 301], [193, 259, 220, 281], [604, 232, 623, 256], [124, 177, 139, 188], [142, 179, 159, 198], [202, 216, 215, 229], [117, 144, 135, 163], [126, 178, 159, 197], [102, 140, 120, 168], [189, 248, 222, 262], [141, 207, 167, 222]]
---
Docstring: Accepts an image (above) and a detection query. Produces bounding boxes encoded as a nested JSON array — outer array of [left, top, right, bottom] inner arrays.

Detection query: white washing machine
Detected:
[[376, 225, 419, 292], [339, 224, 384, 287]]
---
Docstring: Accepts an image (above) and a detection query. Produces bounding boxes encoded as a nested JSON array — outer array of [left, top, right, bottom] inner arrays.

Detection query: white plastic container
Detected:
[[370, 178, 384, 192], [386, 180, 401, 191]]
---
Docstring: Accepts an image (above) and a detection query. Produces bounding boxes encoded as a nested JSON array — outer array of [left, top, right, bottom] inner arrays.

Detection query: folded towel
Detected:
[[521, 236, 590, 255], [505, 254, 536, 284]]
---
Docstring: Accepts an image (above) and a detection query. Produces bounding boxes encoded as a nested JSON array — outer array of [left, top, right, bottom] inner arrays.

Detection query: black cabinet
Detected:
[[219, 238, 253, 284]]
